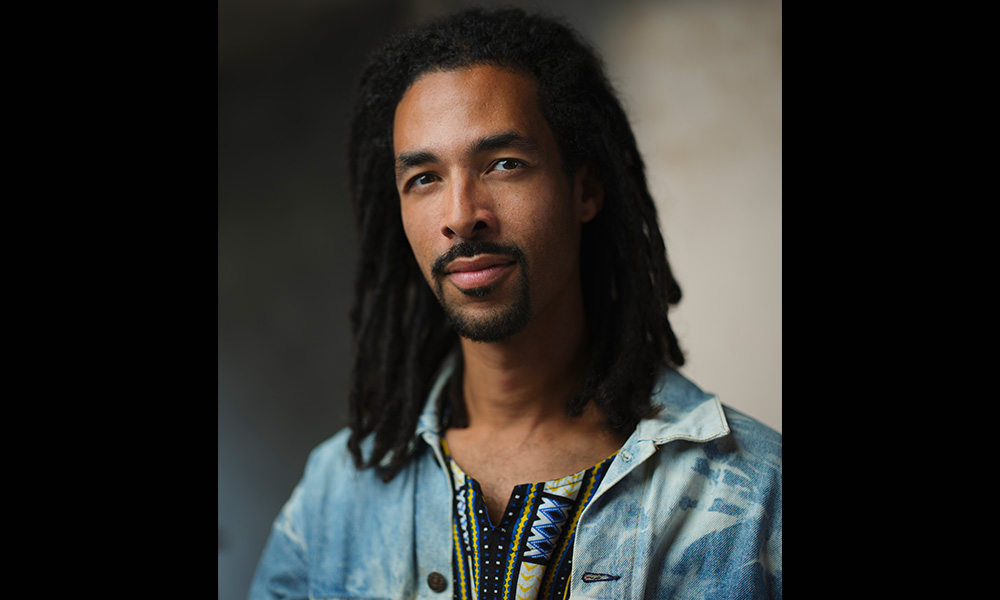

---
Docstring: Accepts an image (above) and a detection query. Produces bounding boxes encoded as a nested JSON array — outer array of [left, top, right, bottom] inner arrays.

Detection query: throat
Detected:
[[443, 423, 628, 527]]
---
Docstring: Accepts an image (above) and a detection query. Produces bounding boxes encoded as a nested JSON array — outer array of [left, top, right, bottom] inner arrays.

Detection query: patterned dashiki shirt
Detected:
[[441, 439, 617, 600]]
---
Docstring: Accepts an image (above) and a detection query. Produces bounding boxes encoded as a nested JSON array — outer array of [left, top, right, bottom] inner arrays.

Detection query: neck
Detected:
[[456, 286, 591, 435]]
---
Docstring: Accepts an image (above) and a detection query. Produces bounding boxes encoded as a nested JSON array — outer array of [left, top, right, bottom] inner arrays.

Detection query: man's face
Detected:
[[393, 65, 601, 342]]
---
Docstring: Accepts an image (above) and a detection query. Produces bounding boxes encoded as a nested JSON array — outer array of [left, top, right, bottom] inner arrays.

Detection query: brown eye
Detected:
[[408, 173, 439, 190], [494, 159, 524, 172]]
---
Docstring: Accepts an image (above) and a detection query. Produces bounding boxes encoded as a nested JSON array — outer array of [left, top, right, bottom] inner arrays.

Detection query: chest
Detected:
[[443, 433, 621, 525], [442, 444, 620, 600]]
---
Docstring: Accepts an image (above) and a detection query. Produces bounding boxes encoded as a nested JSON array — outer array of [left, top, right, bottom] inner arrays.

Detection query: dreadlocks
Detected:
[[346, 8, 684, 481]]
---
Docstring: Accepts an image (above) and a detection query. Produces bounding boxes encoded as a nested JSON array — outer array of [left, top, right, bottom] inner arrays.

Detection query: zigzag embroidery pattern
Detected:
[[452, 509, 469, 600], [544, 472, 584, 500], [446, 443, 471, 600], [515, 561, 545, 600], [503, 482, 539, 599], [523, 495, 573, 561], [466, 483, 481, 590]]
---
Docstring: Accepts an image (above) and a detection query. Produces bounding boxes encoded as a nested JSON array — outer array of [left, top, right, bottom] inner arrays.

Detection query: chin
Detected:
[[443, 294, 532, 343]]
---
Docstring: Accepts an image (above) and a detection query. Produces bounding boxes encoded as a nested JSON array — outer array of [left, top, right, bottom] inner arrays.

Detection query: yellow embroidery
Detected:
[[503, 483, 538, 599]]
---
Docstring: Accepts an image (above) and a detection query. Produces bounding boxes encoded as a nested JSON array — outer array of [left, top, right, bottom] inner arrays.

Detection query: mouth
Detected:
[[444, 255, 517, 290]]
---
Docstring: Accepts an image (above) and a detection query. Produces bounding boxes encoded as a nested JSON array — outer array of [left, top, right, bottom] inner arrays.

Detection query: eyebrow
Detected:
[[394, 130, 540, 179], [471, 131, 540, 155], [395, 150, 439, 175]]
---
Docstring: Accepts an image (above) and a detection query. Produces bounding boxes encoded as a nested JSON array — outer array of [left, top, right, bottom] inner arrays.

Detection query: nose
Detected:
[[441, 174, 495, 240]]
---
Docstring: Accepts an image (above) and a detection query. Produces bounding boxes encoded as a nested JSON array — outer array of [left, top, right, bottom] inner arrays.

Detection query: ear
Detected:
[[573, 163, 604, 223]]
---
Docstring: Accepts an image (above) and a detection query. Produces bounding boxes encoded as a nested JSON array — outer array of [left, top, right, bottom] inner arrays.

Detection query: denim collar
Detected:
[[414, 352, 458, 440]]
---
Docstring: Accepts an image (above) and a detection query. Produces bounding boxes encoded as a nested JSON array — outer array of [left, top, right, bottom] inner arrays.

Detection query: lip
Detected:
[[445, 255, 516, 289]]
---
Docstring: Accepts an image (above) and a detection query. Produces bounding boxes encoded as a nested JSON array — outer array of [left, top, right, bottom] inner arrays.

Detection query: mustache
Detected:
[[431, 240, 526, 279]]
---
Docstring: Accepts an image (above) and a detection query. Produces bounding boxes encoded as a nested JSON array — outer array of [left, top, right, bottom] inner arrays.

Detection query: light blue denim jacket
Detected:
[[249, 360, 782, 599]]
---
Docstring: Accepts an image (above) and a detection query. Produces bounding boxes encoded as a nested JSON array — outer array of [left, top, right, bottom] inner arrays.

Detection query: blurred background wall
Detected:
[[218, 0, 781, 598]]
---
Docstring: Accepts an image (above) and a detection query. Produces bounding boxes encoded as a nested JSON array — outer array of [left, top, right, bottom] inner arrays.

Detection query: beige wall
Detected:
[[600, 0, 782, 431]]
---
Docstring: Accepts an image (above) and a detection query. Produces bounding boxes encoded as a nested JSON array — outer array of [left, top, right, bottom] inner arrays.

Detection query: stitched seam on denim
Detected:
[[712, 395, 731, 438], [643, 429, 732, 446], [626, 457, 650, 599], [636, 397, 731, 444]]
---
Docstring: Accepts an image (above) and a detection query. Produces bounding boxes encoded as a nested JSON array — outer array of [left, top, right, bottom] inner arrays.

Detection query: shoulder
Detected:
[[297, 428, 394, 497], [298, 428, 357, 487], [645, 368, 781, 491], [273, 428, 381, 529], [295, 428, 430, 506], [276, 429, 425, 549], [251, 432, 434, 598], [718, 404, 782, 470], [698, 404, 782, 512], [274, 429, 359, 526]]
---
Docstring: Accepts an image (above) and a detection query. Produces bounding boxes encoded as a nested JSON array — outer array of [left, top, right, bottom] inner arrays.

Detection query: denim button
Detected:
[[621, 450, 632, 461], [428, 571, 447, 593]]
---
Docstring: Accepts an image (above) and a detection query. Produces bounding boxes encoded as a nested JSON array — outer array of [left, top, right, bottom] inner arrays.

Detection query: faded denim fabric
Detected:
[[249, 359, 781, 599]]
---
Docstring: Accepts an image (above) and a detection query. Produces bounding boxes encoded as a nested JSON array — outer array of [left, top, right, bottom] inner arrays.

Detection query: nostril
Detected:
[[473, 221, 487, 231]]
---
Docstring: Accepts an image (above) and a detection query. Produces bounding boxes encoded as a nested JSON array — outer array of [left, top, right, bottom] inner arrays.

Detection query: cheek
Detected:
[[400, 206, 438, 281], [400, 212, 416, 253], [512, 203, 582, 277], [400, 204, 425, 251]]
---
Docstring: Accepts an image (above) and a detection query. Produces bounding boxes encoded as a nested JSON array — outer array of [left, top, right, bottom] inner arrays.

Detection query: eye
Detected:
[[406, 172, 440, 191], [492, 158, 525, 172]]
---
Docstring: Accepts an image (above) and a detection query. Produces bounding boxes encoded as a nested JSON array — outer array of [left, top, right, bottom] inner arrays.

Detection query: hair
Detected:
[[346, 8, 684, 481]]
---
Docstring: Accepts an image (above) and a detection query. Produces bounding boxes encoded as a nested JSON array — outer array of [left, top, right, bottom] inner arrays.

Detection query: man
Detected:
[[250, 8, 781, 600]]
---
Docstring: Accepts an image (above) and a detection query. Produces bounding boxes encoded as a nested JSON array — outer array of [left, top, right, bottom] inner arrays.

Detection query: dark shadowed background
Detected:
[[218, 0, 781, 598]]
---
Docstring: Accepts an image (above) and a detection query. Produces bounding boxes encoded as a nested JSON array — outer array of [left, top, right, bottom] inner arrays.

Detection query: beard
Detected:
[[430, 240, 532, 343]]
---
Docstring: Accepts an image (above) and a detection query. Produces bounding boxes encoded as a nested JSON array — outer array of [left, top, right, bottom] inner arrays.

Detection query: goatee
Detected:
[[431, 240, 531, 342]]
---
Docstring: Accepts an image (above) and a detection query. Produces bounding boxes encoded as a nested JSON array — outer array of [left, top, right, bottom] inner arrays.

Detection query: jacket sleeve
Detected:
[[246, 430, 357, 600], [247, 482, 311, 600]]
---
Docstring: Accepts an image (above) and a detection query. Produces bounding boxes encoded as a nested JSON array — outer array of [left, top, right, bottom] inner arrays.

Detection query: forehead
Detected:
[[392, 65, 552, 156]]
